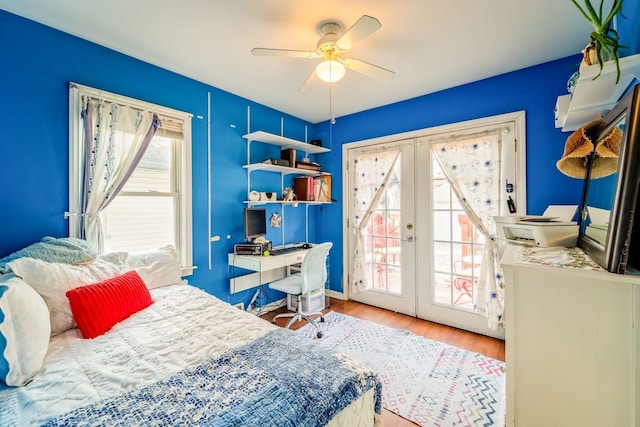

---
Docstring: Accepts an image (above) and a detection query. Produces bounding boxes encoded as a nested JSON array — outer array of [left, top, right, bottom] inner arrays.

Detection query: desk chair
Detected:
[[268, 242, 332, 338]]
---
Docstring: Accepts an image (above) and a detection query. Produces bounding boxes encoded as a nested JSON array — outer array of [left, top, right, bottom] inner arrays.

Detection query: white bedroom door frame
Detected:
[[343, 112, 526, 337]]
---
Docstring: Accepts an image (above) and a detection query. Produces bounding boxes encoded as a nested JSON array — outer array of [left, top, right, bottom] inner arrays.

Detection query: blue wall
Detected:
[[619, 0, 640, 57], [1, 7, 639, 299], [313, 57, 587, 294], [0, 10, 315, 308], [313, 2, 640, 293]]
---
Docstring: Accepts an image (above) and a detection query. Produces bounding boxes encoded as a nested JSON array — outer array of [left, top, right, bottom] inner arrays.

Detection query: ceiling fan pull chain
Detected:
[[330, 84, 336, 125]]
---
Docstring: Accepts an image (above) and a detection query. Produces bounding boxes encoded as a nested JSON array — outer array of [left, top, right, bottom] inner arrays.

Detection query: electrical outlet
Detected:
[[232, 302, 244, 311]]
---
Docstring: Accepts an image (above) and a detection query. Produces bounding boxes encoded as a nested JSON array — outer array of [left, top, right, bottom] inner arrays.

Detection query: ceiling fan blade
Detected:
[[336, 15, 381, 51], [298, 70, 318, 93], [251, 48, 318, 58], [343, 58, 395, 81]]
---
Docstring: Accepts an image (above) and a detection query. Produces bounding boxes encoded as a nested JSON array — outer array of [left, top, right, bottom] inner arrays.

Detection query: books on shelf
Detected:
[[293, 174, 332, 202], [294, 176, 315, 201], [314, 174, 331, 202], [296, 161, 321, 171]]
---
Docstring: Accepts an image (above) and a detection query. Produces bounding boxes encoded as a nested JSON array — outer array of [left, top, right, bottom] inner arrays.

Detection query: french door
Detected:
[[346, 139, 416, 316], [344, 113, 524, 337]]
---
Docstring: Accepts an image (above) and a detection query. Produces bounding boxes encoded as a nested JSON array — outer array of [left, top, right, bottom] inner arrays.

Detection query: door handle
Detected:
[[401, 236, 414, 243]]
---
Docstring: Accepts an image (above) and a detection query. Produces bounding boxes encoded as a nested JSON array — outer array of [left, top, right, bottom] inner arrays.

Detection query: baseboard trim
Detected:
[[326, 289, 346, 300]]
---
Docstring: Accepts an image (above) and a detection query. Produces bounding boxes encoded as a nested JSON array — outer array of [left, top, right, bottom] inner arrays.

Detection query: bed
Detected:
[[0, 244, 381, 426]]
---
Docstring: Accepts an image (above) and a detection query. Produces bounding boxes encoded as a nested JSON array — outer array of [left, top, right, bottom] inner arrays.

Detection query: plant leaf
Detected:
[[571, 0, 599, 26], [601, 0, 624, 31]]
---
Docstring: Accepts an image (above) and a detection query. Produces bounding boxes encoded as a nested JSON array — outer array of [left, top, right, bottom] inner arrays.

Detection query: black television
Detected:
[[243, 208, 267, 241], [577, 84, 640, 274]]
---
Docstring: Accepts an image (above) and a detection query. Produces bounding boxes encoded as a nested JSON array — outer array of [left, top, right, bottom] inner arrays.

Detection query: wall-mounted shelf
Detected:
[[244, 200, 331, 206], [241, 109, 332, 245], [243, 131, 329, 154], [243, 163, 325, 176], [556, 54, 640, 131]]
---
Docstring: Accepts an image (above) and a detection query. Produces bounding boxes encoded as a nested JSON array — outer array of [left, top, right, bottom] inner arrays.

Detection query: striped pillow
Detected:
[[66, 270, 153, 339]]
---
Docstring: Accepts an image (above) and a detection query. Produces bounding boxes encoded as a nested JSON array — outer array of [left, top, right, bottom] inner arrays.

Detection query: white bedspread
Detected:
[[0, 284, 276, 426]]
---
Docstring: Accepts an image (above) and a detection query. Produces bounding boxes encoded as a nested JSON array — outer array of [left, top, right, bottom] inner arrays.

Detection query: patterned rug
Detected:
[[297, 311, 505, 427]]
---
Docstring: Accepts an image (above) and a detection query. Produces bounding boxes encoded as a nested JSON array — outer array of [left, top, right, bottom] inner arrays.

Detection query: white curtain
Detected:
[[430, 130, 505, 330], [350, 147, 400, 294], [80, 97, 160, 252]]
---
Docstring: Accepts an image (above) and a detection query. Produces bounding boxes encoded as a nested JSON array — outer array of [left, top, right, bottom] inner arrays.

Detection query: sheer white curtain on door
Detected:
[[430, 130, 505, 330], [80, 97, 160, 252], [350, 147, 400, 295]]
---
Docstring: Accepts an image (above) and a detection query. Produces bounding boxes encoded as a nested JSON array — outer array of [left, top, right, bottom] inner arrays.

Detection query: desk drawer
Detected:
[[284, 252, 306, 266], [228, 254, 261, 271]]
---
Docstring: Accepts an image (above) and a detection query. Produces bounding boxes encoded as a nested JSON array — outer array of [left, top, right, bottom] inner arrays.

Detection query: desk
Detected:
[[228, 249, 307, 294]]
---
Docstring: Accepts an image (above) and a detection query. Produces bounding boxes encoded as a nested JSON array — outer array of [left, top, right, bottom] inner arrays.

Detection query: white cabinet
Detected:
[[556, 54, 640, 131], [242, 130, 330, 206], [501, 245, 639, 427]]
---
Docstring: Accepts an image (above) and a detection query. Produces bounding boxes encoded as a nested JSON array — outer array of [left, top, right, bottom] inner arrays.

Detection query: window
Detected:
[[68, 83, 193, 274]]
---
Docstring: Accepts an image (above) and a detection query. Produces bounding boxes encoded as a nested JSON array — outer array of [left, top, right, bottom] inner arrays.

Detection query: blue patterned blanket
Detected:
[[44, 328, 382, 426], [0, 236, 96, 273]]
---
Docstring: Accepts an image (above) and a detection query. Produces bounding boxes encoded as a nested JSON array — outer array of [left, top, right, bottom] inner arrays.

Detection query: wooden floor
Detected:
[[261, 298, 505, 427]]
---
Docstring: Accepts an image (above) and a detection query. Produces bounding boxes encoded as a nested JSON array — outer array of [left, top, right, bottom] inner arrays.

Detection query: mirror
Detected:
[[579, 115, 625, 247]]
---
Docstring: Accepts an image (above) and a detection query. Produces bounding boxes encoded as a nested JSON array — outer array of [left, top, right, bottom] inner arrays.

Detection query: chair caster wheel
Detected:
[[317, 331, 323, 339], [320, 317, 325, 323]]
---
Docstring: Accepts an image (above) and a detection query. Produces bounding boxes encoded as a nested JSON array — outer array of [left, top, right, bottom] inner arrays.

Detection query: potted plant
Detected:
[[571, 0, 625, 83]]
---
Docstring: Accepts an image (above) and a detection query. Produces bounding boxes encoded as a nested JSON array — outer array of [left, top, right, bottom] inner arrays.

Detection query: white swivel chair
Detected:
[[269, 242, 332, 338]]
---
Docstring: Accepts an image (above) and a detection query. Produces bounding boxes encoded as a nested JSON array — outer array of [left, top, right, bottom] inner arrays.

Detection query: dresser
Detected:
[[501, 245, 639, 427]]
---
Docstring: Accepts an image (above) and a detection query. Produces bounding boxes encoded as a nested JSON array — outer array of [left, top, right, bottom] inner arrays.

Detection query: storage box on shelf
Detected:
[[555, 54, 640, 131]]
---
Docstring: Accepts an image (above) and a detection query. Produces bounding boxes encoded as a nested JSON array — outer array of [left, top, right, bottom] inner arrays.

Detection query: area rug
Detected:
[[296, 311, 505, 427]]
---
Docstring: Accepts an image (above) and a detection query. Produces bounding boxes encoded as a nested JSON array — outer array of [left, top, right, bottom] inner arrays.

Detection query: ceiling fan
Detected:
[[251, 15, 395, 92]]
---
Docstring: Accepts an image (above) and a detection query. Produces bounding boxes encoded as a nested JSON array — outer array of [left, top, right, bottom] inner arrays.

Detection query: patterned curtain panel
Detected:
[[80, 97, 160, 252], [350, 148, 400, 294], [430, 130, 504, 330]]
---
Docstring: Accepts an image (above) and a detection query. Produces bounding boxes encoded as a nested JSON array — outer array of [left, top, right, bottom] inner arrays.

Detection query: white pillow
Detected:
[[126, 245, 183, 289], [7, 252, 129, 336], [0, 274, 51, 386]]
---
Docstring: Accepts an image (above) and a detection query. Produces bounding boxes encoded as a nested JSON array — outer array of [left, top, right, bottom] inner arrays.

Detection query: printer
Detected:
[[494, 205, 579, 248]]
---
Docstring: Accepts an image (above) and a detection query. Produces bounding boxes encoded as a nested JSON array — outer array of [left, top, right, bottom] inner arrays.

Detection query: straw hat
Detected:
[[590, 125, 623, 178], [556, 119, 602, 179]]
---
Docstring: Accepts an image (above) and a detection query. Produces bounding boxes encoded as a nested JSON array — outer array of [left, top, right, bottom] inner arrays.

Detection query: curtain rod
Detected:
[[428, 128, 501, 144], [69, 82, 193, 119]]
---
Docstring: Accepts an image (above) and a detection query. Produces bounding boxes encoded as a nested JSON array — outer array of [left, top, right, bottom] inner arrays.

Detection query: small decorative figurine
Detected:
[[282, 187, 296, 202]]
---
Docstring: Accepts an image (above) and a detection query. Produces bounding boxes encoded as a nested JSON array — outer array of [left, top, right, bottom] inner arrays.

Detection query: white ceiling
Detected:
[[1, 0, 592, 123]]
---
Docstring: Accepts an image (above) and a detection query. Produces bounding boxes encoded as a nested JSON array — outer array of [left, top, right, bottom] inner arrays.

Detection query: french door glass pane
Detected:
[[362, 157, 402, 294], [431, 156, 481, 309]]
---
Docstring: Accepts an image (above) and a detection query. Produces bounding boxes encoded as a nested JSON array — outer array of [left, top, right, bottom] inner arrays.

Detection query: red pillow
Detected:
[[66, 270, 153, 339]]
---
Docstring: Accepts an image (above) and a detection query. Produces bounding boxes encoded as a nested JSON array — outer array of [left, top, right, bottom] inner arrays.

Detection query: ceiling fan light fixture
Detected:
[[315, 59, 346, 83]]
